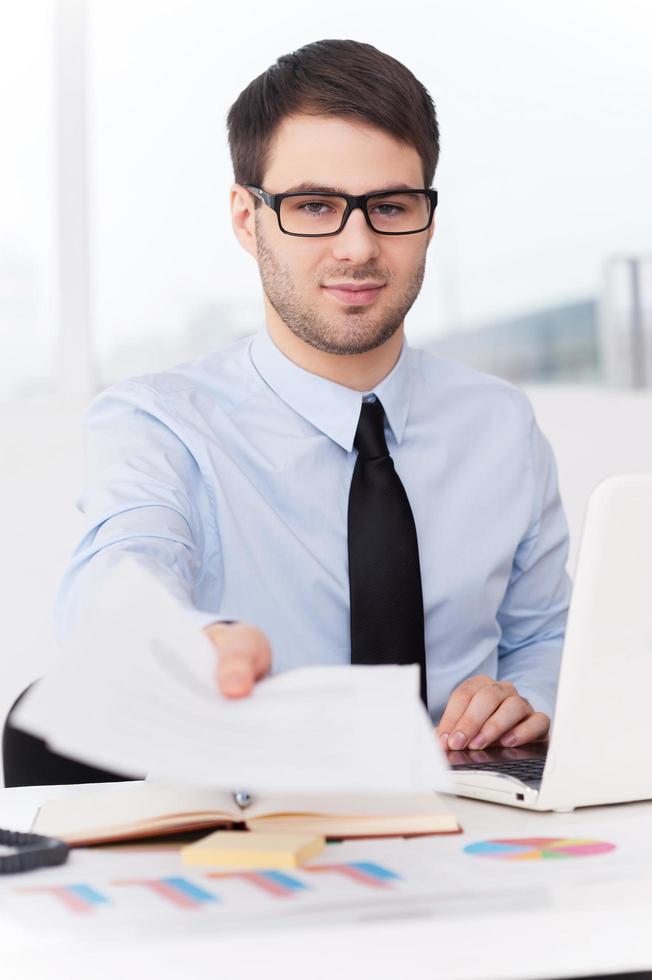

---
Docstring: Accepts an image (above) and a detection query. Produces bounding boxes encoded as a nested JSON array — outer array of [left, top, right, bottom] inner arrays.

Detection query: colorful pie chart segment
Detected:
[[464, 837, 616, 860]]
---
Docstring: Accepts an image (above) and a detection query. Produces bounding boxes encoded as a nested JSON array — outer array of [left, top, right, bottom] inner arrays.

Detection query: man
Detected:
[[55, 39, 571, 758]]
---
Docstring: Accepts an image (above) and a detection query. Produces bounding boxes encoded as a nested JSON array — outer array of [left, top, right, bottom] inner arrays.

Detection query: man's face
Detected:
[[245, 113, 435, 356]]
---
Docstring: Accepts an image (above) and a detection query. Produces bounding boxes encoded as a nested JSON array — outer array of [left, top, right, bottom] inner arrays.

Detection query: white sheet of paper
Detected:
[[2, 814, 649, 937], [13, 557, 450, 796]]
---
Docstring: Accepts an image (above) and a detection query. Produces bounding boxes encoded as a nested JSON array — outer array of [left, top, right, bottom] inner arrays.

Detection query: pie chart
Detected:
[[463, 837, 616, 860]]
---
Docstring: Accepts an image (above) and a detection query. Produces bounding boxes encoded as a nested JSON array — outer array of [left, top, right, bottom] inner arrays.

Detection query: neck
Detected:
[[264, 301, 405, 392]]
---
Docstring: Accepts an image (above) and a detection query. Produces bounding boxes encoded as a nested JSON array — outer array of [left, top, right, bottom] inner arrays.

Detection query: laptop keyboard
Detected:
[[451, 758, 545, 783]]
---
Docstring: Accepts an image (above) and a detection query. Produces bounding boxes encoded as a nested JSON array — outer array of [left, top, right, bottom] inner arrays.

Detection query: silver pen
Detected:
[[232, 789, 253, 811]]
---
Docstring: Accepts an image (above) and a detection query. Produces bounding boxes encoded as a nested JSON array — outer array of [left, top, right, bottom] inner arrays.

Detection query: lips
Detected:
[[322, 284, 385, 305]]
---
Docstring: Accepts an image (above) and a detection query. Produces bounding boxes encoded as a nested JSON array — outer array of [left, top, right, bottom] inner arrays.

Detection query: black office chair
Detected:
[[2, 680, 136, 787]]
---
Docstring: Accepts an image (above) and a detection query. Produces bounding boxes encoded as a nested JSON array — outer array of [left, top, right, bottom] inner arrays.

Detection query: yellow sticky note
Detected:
[[180, 831, 325, 868]]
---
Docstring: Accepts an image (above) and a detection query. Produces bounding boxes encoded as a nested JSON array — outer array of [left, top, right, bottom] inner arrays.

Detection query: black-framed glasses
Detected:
[[246, 185, 438, 237]]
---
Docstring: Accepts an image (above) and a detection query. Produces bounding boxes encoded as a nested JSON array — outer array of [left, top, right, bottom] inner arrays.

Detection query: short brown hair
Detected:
[[226, 39, 440, 207]]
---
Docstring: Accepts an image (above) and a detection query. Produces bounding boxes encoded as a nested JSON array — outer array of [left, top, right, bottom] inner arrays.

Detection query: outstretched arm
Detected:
[[53, 381, 271, 697]]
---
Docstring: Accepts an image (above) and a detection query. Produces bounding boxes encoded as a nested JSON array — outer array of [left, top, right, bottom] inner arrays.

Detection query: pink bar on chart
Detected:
[[206, 871, 298, 897], [15, 886, 95, 914], [113, 879, 199, 909], [304, 864, 390, 889]]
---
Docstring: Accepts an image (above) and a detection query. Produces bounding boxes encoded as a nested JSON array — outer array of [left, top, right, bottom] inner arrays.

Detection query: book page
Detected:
[[245, 790, 459, 835], [32, 781, 238, 841], [246, 813, 460, 837], [13, 557, 451, 798], [244, 791, 452, 820]]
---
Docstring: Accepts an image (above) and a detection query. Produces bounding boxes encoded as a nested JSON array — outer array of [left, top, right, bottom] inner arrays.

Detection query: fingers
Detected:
[[437, 676, 539, 750], [216, 649, 261, 697], [498, 711, 550, 747], [203, 623, 272, 698], [464, 694, 533, 749], [439, 675, 532, 749], [436, 675, 494, 747]]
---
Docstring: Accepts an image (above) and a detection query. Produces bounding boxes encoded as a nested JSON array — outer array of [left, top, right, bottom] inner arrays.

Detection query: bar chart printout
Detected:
[[9, 861, 404, 922]]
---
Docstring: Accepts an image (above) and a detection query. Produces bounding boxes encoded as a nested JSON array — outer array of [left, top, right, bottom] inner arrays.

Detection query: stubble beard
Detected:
[[254, 214, 428, 356]]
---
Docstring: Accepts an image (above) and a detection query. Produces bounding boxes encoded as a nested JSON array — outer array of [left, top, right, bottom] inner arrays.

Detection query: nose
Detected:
[[329, 205, 381, 264]]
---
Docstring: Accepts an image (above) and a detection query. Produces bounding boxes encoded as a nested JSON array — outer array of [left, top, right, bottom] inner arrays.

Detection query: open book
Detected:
[[32, 781, 460, 846]]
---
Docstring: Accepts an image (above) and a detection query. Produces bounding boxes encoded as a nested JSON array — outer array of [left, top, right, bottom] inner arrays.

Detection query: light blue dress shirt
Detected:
[[54, 326, 573, 723]]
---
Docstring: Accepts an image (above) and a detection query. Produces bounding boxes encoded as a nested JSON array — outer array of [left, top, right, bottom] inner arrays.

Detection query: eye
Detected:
[[296, 200, 334, 216], [370, 203, 405, 217]]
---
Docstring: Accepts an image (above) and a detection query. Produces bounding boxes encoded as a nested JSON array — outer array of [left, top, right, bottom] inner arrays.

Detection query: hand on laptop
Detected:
[[435, 674, 550, 751], [203, 622, 272, 697]]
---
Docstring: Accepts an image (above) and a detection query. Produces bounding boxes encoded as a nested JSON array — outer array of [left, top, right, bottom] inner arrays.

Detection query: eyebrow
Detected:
[[281, 181, 418, 195]]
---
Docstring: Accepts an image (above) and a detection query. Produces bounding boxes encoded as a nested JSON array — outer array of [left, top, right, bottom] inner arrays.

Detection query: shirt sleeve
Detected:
[[495, 409, 573, 720], [53, 380, 237, 644]]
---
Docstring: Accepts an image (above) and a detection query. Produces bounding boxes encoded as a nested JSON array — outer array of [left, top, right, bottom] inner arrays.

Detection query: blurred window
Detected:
[[0, 1, 56, 399]]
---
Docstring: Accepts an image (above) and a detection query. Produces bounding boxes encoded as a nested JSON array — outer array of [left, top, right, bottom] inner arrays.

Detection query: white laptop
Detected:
[[445, 472, 652, 811]]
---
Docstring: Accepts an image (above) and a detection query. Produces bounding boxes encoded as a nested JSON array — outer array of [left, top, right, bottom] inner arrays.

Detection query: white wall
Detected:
[[0, 400, 84, 747], [523, 384, 652, 572]]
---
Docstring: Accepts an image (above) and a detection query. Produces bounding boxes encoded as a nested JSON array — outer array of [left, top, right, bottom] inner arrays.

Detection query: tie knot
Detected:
[[353, 398, 389, 459]]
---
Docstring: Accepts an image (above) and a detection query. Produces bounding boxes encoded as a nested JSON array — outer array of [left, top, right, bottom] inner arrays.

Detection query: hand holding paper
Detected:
[[204, 620, 273, 697], [13, 557, 450, 796]]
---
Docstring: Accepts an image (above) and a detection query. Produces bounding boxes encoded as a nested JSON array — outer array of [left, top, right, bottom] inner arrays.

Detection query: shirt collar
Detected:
[[249, 326, 411, 452]]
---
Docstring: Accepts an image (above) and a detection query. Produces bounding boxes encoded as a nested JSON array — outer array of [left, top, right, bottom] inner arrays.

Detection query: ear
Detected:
[[426, 216, 436, 247], [230, 183, 258, 259]]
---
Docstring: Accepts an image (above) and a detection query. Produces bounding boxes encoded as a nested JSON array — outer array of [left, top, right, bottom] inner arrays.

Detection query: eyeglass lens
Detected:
[[279, 192, 432, 235]]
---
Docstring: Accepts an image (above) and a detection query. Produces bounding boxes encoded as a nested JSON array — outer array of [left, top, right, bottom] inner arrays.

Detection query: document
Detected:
[[13, 557, 450, 796], [3, 813, 648, 937]]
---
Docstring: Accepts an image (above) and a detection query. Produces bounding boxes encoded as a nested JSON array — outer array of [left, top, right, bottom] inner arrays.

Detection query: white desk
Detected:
[[1, 783, 652, 980]]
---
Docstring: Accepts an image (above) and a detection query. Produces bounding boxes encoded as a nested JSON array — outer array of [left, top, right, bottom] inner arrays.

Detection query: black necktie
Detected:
[[347, 396, 428, 706]]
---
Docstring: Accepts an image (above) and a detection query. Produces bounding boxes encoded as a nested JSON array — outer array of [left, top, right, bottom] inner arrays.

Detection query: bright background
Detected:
[[2, 0, 651, 396]]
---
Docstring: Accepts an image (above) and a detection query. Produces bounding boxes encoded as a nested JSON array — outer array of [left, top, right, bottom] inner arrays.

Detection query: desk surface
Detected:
[[1, 782, 652, 980]]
